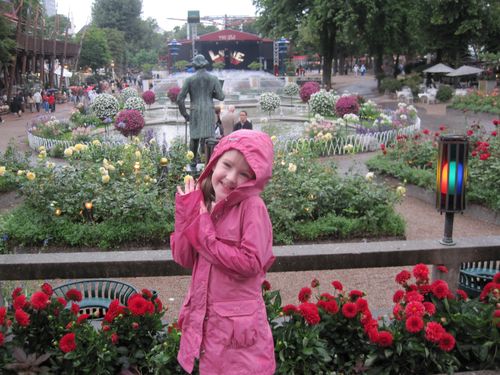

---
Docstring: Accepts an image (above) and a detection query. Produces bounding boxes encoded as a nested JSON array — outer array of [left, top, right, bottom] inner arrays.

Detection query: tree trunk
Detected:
[[322, 55, 333, 90], [393, 54, 400, 78], [374, 50, 384, 91]]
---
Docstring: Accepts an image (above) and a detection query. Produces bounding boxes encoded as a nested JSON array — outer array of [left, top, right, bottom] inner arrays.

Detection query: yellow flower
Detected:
[[396, 186, 406, 197], [92, 139, 101, 146], [64, 148, 73, 157], [99, 167, 108, 175], [132, 136, 140, 144], [106, 164, 115, 172], [288, 163, 297, 173], [55, 208, 62, 216], [17, 170, 25, 176], [135, 150, 142, 159], [160, 157, 169, 166], [102, 175, 110, 184], [0, 166, 6, 176], [365, 172, 375, 182], [74, 143, 85, 152], [186, 151, 195, 161], [38, 150, 47, 159], [26, 171, 36, 181], [144, 175, 151, 182], [117, 160, 124, 166], [343, 144, 354, 153], [270, 135, 277, 143], [184, 175, 194, 184], [46, 162, 55, 169], [324, 132, 333, 141], [38, 146, 46, 152]]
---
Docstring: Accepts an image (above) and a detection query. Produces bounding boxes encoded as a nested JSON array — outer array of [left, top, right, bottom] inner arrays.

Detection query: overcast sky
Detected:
[[56, 0, 258, 32]]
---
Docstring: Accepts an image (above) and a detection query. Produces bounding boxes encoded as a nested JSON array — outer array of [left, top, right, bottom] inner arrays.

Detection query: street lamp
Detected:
[[436, 135, 469, 245], [277, 37, 289, 76], [110, 60, 115, 81], [168, 39, 182, 73]]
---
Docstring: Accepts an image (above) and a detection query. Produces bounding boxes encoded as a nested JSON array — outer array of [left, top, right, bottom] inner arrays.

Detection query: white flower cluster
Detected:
[[120, 87, 139, 103], [373, 113, 392, 127], [343, 113, 360, 123], [90, 94, 119, 119], [309, 89, 335, 117], [124, 96, 146, 115], [283, 82, 300, 96], [259, 92, 281, 114]]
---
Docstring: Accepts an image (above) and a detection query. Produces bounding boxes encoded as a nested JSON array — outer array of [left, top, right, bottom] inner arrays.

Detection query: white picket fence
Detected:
[[275, 118, 420, 155]]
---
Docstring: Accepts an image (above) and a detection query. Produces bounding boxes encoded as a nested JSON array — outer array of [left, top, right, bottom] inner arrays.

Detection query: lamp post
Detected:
[[277, 37, 289, 76], [168, 39, 181, 73], [110, 61, 115, 81], [436, 135, 468, 246]]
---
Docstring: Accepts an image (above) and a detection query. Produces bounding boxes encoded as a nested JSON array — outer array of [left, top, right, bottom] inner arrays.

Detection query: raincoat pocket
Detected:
[[212, 300, 260, 348]]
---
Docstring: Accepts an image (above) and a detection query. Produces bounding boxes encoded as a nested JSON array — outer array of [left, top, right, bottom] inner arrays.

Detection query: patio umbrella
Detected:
[[423, 63, 455, 74], [446, 65, 483, 77]]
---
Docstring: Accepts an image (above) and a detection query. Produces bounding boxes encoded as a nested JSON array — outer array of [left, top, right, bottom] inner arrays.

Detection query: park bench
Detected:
[[53, 279, 138, 318], [459, 261, 499, 298]]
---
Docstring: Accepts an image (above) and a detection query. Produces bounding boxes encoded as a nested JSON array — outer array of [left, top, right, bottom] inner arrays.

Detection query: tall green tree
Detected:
[[91, 0, 142, 41], [43, 14, 72, 40], [79, 27, 111, 73], [0, 14, 16, 65], [102, 28, 126, 75]]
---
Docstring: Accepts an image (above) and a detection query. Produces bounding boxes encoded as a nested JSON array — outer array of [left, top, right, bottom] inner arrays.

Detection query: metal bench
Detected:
[[459, 261, 499, 298], [52, 279, 138, 318]]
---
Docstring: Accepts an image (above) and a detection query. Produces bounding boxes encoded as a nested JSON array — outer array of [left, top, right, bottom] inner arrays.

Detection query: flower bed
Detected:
[[450, 89, 500, 115], [366, 120, 500, 212], [0, 267, 498, 373], [0, 141, 404, 249]]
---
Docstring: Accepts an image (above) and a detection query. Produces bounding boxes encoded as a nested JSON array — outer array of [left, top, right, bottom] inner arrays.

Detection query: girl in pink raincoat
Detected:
[[171, 129, 276, 374]]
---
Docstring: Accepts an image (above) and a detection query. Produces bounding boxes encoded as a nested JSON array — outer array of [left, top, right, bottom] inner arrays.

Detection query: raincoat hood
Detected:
[[198, 130, 274, 202]]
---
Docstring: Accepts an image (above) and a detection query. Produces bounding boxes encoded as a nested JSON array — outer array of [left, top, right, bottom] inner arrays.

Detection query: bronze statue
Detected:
[[177, 55, 225, 165]]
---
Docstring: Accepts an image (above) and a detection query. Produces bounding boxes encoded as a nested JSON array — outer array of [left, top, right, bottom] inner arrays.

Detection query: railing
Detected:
[[16, 32, 79, 57], [1, 236, 498, 304]]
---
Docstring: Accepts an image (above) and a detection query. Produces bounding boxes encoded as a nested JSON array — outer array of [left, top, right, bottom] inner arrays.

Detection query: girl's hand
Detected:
[[177, 175, 196, 195]]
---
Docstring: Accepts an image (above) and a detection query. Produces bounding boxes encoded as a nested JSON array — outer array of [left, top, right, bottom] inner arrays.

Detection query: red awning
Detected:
[[180, 29, 273, 43]]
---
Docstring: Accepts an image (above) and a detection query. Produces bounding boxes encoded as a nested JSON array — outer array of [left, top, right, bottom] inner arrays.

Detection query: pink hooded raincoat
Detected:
[[171, 130, 276, 374]]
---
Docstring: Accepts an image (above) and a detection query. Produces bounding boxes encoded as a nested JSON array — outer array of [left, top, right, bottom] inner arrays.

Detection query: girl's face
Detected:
[[211, 149, 254, 203]]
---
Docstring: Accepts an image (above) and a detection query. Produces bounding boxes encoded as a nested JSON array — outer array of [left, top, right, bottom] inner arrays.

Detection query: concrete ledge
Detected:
[[0, 236, 499, 280]]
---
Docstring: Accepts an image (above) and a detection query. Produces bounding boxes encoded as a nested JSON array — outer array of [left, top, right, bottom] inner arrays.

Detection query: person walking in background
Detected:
[[48, 92, 56, 112], [171, 130, 276, 375], [33, 90, 42, 112], [221, 105, 238, 136], [42, 92, 50, 113], [360, 64, 367, 76], [26, 93, 34, 113], [214, 106, 223, 138], [233, 110, 252, 131]]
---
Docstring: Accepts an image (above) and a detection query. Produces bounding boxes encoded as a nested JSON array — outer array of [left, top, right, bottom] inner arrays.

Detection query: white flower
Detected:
[[288, 163, 297, 173], [64, 148, 73, 157], [365, 172, 375, 182], [343, 144, 354, 153], [396, 186, 407, 197], [310, 90, 335, 117], [283, 82, 300, 96], [90, 94, 119, 119], [124, 96, 146, 115], [343, 113, 360, 123], [102, 175, 110, 184], [400, 114, 407, 121], [0, 166, 6, 176], [259, 92, 281, 113]]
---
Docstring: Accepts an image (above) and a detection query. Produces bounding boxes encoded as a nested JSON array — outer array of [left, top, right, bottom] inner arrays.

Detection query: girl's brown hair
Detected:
[[200, 171, 215, 212]]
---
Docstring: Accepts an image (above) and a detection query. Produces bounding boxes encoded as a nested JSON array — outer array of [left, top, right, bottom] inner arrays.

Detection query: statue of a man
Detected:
[[177, 55, 225, 165]]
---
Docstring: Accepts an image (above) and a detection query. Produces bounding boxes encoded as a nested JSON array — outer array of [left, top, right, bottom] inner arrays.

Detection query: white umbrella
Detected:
[[446, 65, 483, 77], [423, 63, 455, 74]]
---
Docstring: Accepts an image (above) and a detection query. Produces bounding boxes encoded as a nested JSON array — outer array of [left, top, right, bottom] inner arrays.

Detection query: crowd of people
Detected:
[[215, 105, 253, 138], [0, 89, 64, 121]]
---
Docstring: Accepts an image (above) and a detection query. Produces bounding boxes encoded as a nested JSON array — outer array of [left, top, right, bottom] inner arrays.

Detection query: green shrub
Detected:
[[380, 77, 403, 93], [436, 85, 453, 102]]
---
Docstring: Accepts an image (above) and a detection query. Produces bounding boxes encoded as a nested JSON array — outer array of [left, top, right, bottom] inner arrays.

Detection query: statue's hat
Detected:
[[192, 54, 209, 68]]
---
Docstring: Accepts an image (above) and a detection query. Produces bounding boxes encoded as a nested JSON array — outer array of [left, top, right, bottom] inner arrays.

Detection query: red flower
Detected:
[[132, 322, 139, 329], [15, 309, 30, 327], [0, 332, 4, 346], [492, 131, 498, 137], [66, 289, 83, 302], [128, 294, 149, 316], [431, 280, 450, 299], [13, 295, 28, 310], [466, 129, 474, 136], [456, 289, 468, 300], [102, 324, 111, 332], [480, 152, 491, 160], [104, 300, 125, 322], [320, 292, 335, 301], [30, 291, 49, 310], [60, 333, 77, 353], [493, 119, 500, 126], [0, 306, 6, 325], [349, 290, 364, 299], [439, 332, 456, 352], [141, 289, 153, 299], [471, 150, 478, 157], [71, 303, 80, 315], [412, 264, 429, 281], [154, 298, 163, 313], [425, 322, 445, 343], [393, 290, 405, 303], [355, 298, 369, 313], [331, 280, 343, 291], [418, 284, 432, 295], [435, 132, 440, 137], [423, 302, 436, 316], [493, 273, 500, 283], [12, 287, 23, 299], [393, 304, 403, 320], [262, 280, 271, 291], [377, 331, 393, 347], [380, 143, 386, 151], [422, 129, 430, 135], [111, 333, 119, 344], [310, 278, 320, 288], [395, 270, 411, 285], [298, 303, 321, 325], [406, 315, 424, 333], [342, 302, 358, 319], [367, 327, 379, 342], [405, 301, 425, 317], [57, 297, 67, 307], [439, 125, 446, 131], [405, 291, 424, 303], [77, 314, 90, 324], [317, 299, 339, 314], [437, 265, 448, 273], [41, 283, 53, 297], [298, 287, 312, 303], [282, 304, 298, 315]]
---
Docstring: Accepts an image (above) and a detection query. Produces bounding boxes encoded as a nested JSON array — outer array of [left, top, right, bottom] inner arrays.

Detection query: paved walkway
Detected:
[[1, 75, 499, 321]]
